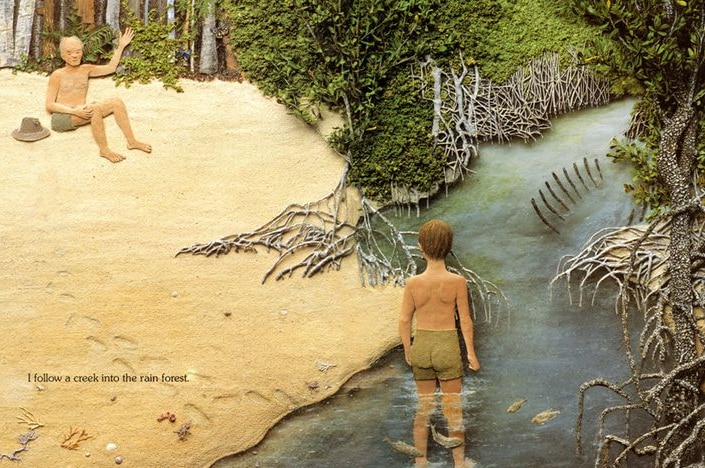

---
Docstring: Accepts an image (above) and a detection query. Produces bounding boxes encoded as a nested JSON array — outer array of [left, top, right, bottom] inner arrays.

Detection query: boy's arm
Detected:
[[88, 27, 134, 78], [398, 283, 415, 365], [456, 276, 480, 371]]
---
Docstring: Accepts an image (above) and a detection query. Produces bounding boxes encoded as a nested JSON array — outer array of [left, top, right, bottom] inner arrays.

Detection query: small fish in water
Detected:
[[506, 398, 527, 413], [430, 424, 463, 448], [531, 409, 561, 425], [383, 436, 424, 457]]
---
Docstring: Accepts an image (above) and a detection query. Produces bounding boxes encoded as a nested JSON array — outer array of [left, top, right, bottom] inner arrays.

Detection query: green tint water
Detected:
[[215, 99, 651, 467]]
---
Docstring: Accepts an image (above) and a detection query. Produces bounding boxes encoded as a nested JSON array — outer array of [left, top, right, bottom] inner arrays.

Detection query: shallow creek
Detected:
[[215, 99, 652, 467]]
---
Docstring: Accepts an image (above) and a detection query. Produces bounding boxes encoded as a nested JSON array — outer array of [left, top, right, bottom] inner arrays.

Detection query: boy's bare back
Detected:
[[406, 271, 467, 330]]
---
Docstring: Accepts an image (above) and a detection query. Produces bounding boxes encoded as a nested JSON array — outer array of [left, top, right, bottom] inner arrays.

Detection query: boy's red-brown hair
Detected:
[[418, 219, 453, 260]]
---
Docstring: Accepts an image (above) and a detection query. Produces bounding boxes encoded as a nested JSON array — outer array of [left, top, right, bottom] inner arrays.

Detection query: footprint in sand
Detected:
[[58, 292, 76, 303], [113, 335, 138, 350], [272, 388, 298, 408], [183, 403, 211, 426], [112, 357, 136, 374], [85, 336, 107, 352], [65, 313, 102, 330]]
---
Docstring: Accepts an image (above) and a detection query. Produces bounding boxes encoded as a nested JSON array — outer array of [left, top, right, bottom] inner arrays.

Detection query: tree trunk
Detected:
[[95, 0, 106, 26], [32, 0, 43, 59], [58, 0, 68, 31], [657, 96, 703, 461], [42, 0, 55, 57], [105, 0, 119, 30], [198, 0, 217, 75], [166, 0, 175, 39], [14, 0, 37, 64], [0, 0, 14, 67], [126, 0, 139, 21], [76, 0, 94, 25]]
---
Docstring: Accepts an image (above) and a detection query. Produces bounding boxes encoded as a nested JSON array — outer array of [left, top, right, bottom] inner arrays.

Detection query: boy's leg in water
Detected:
[[439, 378, 467, 468], [414, 379, 437, 467]]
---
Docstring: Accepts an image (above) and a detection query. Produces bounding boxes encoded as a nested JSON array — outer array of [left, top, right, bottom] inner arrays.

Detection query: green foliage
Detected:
[[44, 10, 117, 64], [348, 72, 445, 200], [607, 138, 666, 217], [115, 4, 185, 92], [474, 0, 606, 82], [573, 0, 705, 212], [16, 8, 117, 73], [222, 0, 618, 201], [573, 0, 705, 114]]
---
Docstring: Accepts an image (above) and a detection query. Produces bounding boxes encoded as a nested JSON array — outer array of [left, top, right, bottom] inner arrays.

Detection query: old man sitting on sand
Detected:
[[45, 27, 151, 163]]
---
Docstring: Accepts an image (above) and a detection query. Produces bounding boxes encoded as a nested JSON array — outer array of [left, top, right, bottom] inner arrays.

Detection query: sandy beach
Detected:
[[0, 69, 403, 467]]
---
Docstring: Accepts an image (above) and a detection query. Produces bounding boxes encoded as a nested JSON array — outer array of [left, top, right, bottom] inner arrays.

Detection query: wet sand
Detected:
[[0, 69, 403, 467]]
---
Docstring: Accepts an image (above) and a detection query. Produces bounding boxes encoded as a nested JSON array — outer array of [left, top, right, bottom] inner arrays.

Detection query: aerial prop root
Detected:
[[176, 167, 356, 283]]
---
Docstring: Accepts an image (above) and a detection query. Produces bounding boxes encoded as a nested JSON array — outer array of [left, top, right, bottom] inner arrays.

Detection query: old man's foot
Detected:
[[127, 140, 152, 153]]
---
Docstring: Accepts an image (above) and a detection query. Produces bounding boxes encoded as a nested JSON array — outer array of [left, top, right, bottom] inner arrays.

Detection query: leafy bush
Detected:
[[222, 0, 617, 201], [115, 3, 185, 91]]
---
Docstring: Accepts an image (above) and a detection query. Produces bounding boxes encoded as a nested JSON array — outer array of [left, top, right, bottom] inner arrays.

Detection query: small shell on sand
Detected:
[[115, 455, 124, 464], [106, 442, 117, 451]]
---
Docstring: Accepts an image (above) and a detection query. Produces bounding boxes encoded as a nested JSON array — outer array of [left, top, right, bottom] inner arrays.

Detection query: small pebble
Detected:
[[280, 309, 288, 316], [110, 395, 117, 402], [114, 455, 123, 464], [84, 452, 90, 458], [106, 442, 117, 451], [224, 311, 232, 317], [171, 291, 179, 298]]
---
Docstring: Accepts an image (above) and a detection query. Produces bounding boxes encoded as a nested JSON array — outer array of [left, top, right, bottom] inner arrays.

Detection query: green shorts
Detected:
[[410, 329, 463, 381], [51, 113, 77, 132]]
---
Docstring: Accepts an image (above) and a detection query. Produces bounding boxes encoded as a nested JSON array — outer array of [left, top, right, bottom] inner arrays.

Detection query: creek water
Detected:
[[214, 98, 648, 467]]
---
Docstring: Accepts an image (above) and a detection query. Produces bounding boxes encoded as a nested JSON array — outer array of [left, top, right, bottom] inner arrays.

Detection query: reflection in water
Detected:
[[215, 99, 652, 467]]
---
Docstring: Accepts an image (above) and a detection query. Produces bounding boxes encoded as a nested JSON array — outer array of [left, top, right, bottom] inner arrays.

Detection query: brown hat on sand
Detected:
[[12, 117, 50, 142]]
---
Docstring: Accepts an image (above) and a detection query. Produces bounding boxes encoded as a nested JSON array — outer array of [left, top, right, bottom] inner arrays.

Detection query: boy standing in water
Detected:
[[399, 219, 480, 467], [46, 27, 151, 163]]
